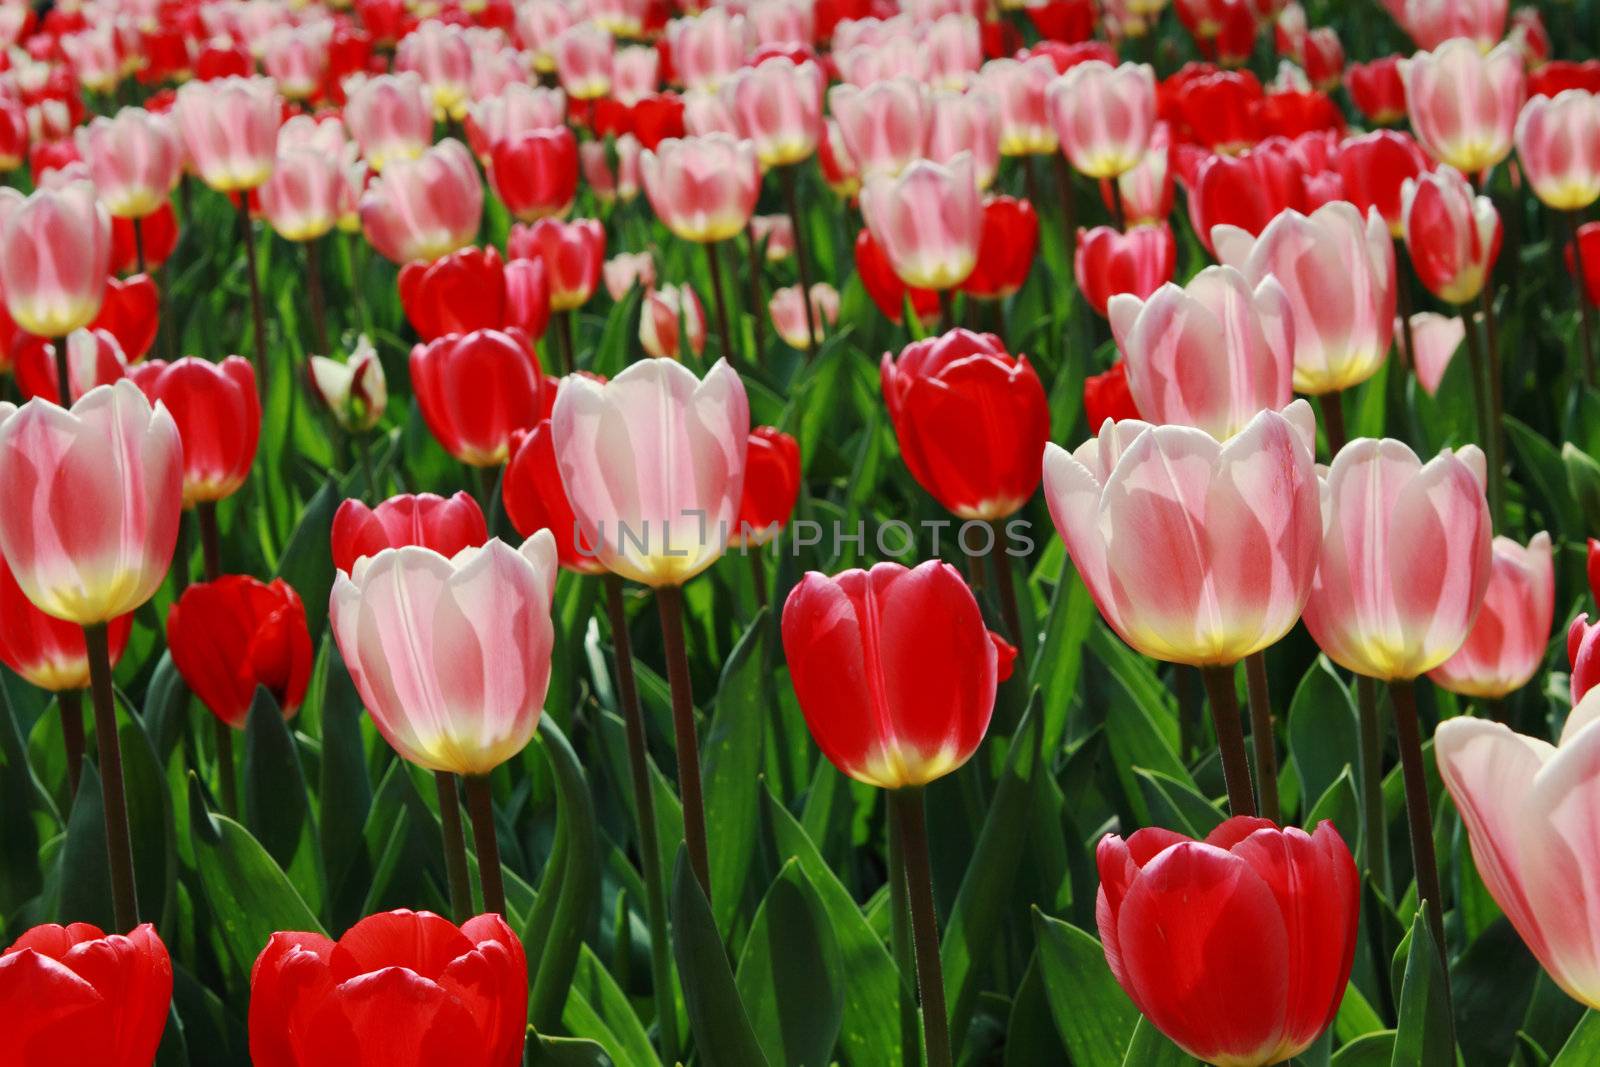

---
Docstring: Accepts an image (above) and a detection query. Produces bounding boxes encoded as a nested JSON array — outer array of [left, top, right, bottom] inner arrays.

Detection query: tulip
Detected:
[[749, 214, 795, 261], [0, 380, 182, 624], [683, 89, 740, 138], [962, 195, 1038, 301], [1048, 60, 1156, 179], [0, 553, 129, 693], [669, 9, 752, 92], [734, 426, 800, 547], [1083, 361, 1140, 431], [1568, 222, 1600, 306], [89, 274, 159, 364], [1075, 223, 1176, 318], [14, 329, 128, 406], [640, 134, 761, 244], [75, 109, 182, 219], [723, 57, 823, 168], [612, 45, 661, 106], [465, 84, 568, 163], [331, 491, 489, 576], [638, 284, 708, 360], [1096, 817, 1358, 1067], [59, 27, 123, 96], [1213, 202, 1396, 396], [1570, 616, 1600, 705], [580, 136, 642, 204], [882, 329, 1049, 521], [1399, 0, 1508, 50], [0, 922, 172, 1065], [1302, 438, 1492, 680], [1514, 89, 1600, 212], [855, 228, 942, 326], [488, 127, 578, 223], [261, 23, 332, 102], [819, 117, 862, 196], [1426, 533, 1553, 699], [551, 357, 748, 587], [0, 182, 110, 339], [554, 23, 614, 100], [1105, 125, 1173, 228], [311, 335, 388, 434], [604, 251, 656, 299], [1334, 129, 1430, 237], [504, 420, 606, 575], [1171, 68, 1266, 154], [360, 139, 483, 265], [978, 55, 1058, 156], [1186, 146, 1307, 253], [172, 76, 280, 193], [411, 329, 544, 467], [399, 246, 550, 342], [861, 154, 982, 291], [926, 89, 1001, 190], [510, 218, 605, 312], [0, 98, 26, 172], [1402, 40, 1526, 175], [827, 78, 929, 179], [167, 576, 313, 728], [257, 146, 348, 243], [344, 72, 436, 172], [1345, 55, 1408, 125], [395, 20, 473, 120], [1589, 539, 1600, 603], [1402, 165, 1502, 305], [1407, 311, 1467, 395], [129, 357, 259, 506], [250, 911, 527, 1067], [769, 283, 840, 350]]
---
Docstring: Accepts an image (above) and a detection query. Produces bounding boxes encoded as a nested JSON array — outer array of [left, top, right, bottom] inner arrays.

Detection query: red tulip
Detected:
[[1589, 538, 1600, 604], [1082, 361, 1140, 431], [14, 327, 127, 404], [504, 419, 606, 575], [1335, 130, 1430, 237], [782, 560, 1012, 788], [0, 922, 172, 1066], [1186, 144, 1307, 252], [1026, 0, 1096, 43], [1096, 817, 1359, 1067], [411, 329, 545, 466], [734, 426, 800, 546], [167, 575, 313, 727], [488, 127, 579, 223], [249, 910, 527, 1067], [110, 203, 179, 274], [962, 195, 1038, 301], [1402, 165, 1503, 306], [508, 218, 605, 312], [1170, 68, 1264, 154], [1258, 90, 1345, 141], [331, 491, 489, 575], [0, 551, 130, 691], [854, 228, 939, 326], [1074, 223, 1177, 318], [1571, 615, 1600, 705], [398, 246, 550, 342], [90, 273, 159, 362], [1345, 56, 1407, 125], [129, 356, 260, 505], [1529, 60, 1600, 100], [881, 329, 1050, 521], [1566, 221, 1600, 306]]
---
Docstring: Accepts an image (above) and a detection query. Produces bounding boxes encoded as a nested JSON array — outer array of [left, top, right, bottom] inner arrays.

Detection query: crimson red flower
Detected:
[[881, 329, 1050, 521], [249, 910, 527, 1067], [357, 0, 415, 45], [0, 552, 130, 691], [735, 426, 801, 546], [1589, 538, 1600, 605], [399, 246, 550, 342], [111, 203, 179, 274], [411, 329, 545, 466], [630, 92, 687, 150], [1186, 144, 1307, 252], [1565, 221, 1600, 306], [1082, 361, 1140, 431], [1074, 223, 1176, 318], [782, 560, 1011, 789], [1167, 68, 1264, 153], [0, 922, 172, 1067], [195, 40, 252, 80], [331, 491, 489, 574], [962, 196, 1039, 301], [488, 127, 578, 223], [1024, 40, 1118, 75], [1096, 818, 1359, 1067], [91, 273, 160, 362], [1025, 0, 1096, 43], [1528, 59, 1600, 99], [1336, 130, 1431, 236], [29, 138, 80, 179], [130, 356, 260, 505], [1573, 615, 1600, 705], [508, 219, 604, 312], [503, 419, 606, 574], [1344, 56, 1407, 124], [14, 328, 128, 405], [1257, 90, 1345, 141], [167, 575, 313, 727], [855, 228, 939, 326]]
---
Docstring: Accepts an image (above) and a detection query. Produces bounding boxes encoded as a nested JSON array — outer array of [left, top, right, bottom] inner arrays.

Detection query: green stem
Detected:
[[1318, 391, 1348, 458], [781, 163, 818, 351], [434, 770, 472, 923], [1243, 652, 1279, 823], [464, 773, 506, 917], [890, 787, 953, 1067], [656, 584, 711, 900], [237, 194, 269, 394], [1387, 678, 1453, 1006], [1459, 305, 1499, 522], [84, 622, 139, 931], [305, 237, 329, 357], [987, 523, 1023, 661], [196, 501, 222, 581], [1200, 664, 1257, 817], [888, 821, 921, 1067], [1356, 675, 1390, 894], [703, 241, 736, 369]]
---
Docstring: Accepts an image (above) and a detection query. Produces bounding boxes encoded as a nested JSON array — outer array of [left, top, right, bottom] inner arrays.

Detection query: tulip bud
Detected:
[[1427, 533, 1554, 698], [640, 133, 761, 244], [1402, 165, 1502, 305], [1048, 60, 1156, 179], [668, 9, 753, 92], [1074, 223, 1176, 318], [311, 334, 388, 433], [723, 56, 824, 168], [828, 78, 929, 179], [1334, 130, 1430, 237], [734, 426, 800, 547], [488, 127, 578, 223], [638, 283, 707, 360], [173, 76, 281, 193], [1514, 89, 1600, 212], [509, 218, 605, 311], [331, 491, 488, 576], [1406, 311, 1467, 395], [963, 195, 1038, 301], [0, 182, 111, 338], [769, 283, 839, 350], [130, 357, 260, 506], [344, 72, 436, 172], [261, 22, 332, 102], [603, 251, 655, 300], [410, 327, 545, 466], [167, 576, 314, 727], [1186, 145, 1307, 254], [861, 154, 982, 291], [554, 23, 615, 101], [978, 55, 1058, 156], [1570, 615, 1600, 706], [258, 146, 348, 242], [395, 20, 473, 121], [75, 108, 183, 219], [1345, 56, 1407, 125], [359, 139, 483, 265], [1401, 40, 1526, 175]]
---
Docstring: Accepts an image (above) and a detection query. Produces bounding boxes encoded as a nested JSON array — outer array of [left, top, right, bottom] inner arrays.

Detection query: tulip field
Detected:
[[8, 0, 1600, 1065]]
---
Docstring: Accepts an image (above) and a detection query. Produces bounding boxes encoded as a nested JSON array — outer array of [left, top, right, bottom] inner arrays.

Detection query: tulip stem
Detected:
[[887, 821, 921, 1067], [938, 289, 954, 334], [196, 502, 222, 581], [304, 238, 329, 357], [1355, 675, 1390, 894], [84, 622, 139, 931], [236, 194, 269, 391], [1243, 652, 1279, 823], [781, 164, 819, 353], [1318, 391, 1347, 458], [1200, 664, 1257, 818], [890, 787, 953, 1067], [433, 770, 472, 923], [132, 215, 146, 276], [1388, 678, 1452, 997], [603, 575, 679, 1063], [1053, 155, 1079, 262], [212, 715, 238, 819], [1108, 179, 1125, 231], [1566, 211, 1597, 387], [464, 774, 507, 917], [987, 524, 1023, 660], [557, 309, 576, 376], [703, 241, 737, 371], [1460, 303, 1504, 525], [744, 223, 766, 362], [656, 584, 711, 900], [52, 334, 70, 406], [1394, 251, 1417, 371], [60, 689, 85, 796], [1480, 287, 1506, 524], [749, 549, 768, 612]]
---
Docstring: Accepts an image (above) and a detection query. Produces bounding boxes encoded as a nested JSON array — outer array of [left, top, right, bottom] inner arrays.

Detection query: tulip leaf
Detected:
[[1451, 917, 1540, 1066], [527, 1028, 615, 1067], [1029, 555, 1095, 760], [271, 477, 341, 641], [1563, 442, 1600, 532], [1505, 415, 1581, 536], [1390, 904, 1455, 1067], [142, 651, 191, 766], [704, 608, 768, 936], [1032, 910, 1139, 1067], [734, 859, 846, 1067], [1133, 768, 1224, 838], [1288, 657, 1360, 817], [528, 715, 602, 1032], [1329, 1031, 1398, 1066], [562, 945, 662, 1067], [0, 671, 44, 915], [1119, 1016, 1199, 1066], [56, 761, 115, 931], [1091, 625, 1189, 821], [316, 640, 373, 928], [1552, 1011, 1600, 1066], [1305, 768, 1362, 860], [1005, 952, 1071, 1067], [242, 687, 320, 912], [669, 847, 771, 1067]]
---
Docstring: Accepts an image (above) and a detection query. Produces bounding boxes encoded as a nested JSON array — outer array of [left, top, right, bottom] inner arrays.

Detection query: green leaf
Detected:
[[272, 478, 340, 640], [669, 847, 770, 1067], [528, 716, 602, 1032], [1305, 768, 1362, 860], [1005, 952, 1070, 1067], [1390, 903, 1455, 1067], [0, 671, 42, 915], [528, 1029, 614, 1067], [1505, 415, 1580, 536], [562, 946, 661, 1067], [316, 639, 371, 925], [1553, 1011, 1600, 1065], [1330, 1032, 1398, 1066], [1133, 768, 1225, 838], [703, 610, 768, 935], [1120, 1017, 1200, 1066], [1032, 911, 1139, 1067], [1563, 442, 1600, 531], [1028, 557, 1094, 758], [733, 859, 845, 1067], [242, 688, 319, 908], [1288, 658, 1360, 816]]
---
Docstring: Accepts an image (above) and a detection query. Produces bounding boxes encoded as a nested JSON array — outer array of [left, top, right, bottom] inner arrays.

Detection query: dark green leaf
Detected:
[[1390, 903, 1455, 1067], [734, 860, 845, 1067], [669, 847, 770, 1067], [528, 716, 602, 1031], [1032, 910, 1139, 1067]]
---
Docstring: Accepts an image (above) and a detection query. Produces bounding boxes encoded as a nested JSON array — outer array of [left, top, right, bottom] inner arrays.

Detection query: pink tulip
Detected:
[[1111, 123, 1174, 228], [360, 139, 483, 265], [723, 57, 823, 168], [0, 183, 110, 339], [1399, 0, 1507, 50], [510, 218, 604, 311], [1302, 438, 1492, 680], [1043, 401, 1321, 666], [554, 23, 614, 101], [1047, 60, 1156, 179], [921, 14, 983, 91], [395, 21, 474, 121], [1573, 616, 1600, 706], [1435, 694, 1600, 1011], [330, 532, 557, 775], [581, 134, 641, 204], [550, 358, 748, 587], [668, 9, 753, 92], [639, 284, 708, 360], [748, 0, 814, 48], [1402, 165, 1502, 305], [978, 55, 1058, 157], [1213, 202, 1396, 396], [926, 89, 1000, 190], [1402, 39, 1526, 175], [828, 78, 930, 179], [819, 118, 862, 197], [613, 45, 661, 106], [344, 72, 436, 172], [516, 0, 578, 73], [465, 84, 567, 163], [861, 153, 983, 291], [640, 133, 761, 244], [750, 214, 795, 261], [0, 380, 182, 624], [683, 88, 740, 138], [591, 0, 651, 37], [1428, 533, 1554, 698], [1108, 266, 1295, 441], [172, 76, 281, 193], [258, 146, 348, 242], [1407, 311, 1466, 395], [1514, 89, 1600, 212], [603, 251, 655, 300], [769, 283, 839, 350], [1075, 223, 1176, 318], [60, 27, 123, 95], [75, 109, 183, 219], [261, 22, 332, 102]]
